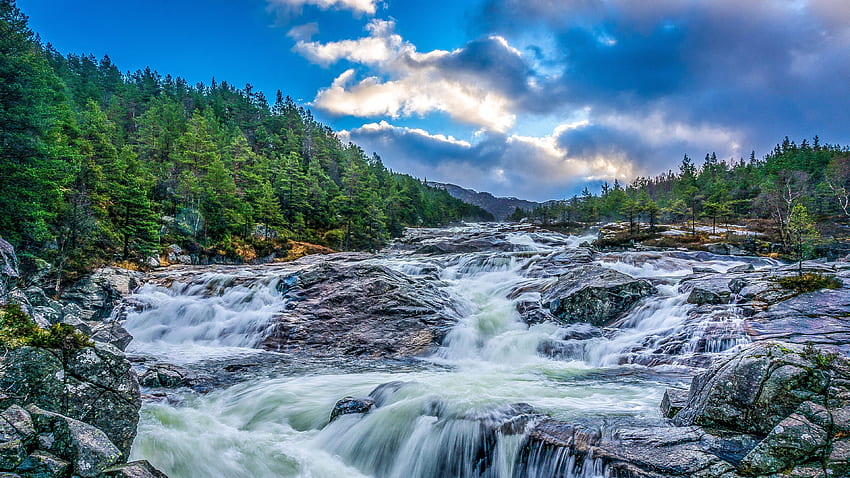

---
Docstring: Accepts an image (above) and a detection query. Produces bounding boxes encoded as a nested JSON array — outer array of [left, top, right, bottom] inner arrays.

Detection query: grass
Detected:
[[776, 272, 842, 293]]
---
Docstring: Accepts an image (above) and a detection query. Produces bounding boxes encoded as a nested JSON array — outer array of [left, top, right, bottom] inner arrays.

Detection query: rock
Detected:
[[62, 345, 140, 455], [101, 460, 168, 478], [705, 243, 753, 256], [329, 397, 375, 422], [14, 450, 69, 477], [88, 322, 133, 351], [728, 264, 755, 273], [673, 342, 841, 436], [540, 265, 656, 326], [368, 381, 412, 407], [0, 345, 140, 458], [138, 364, 195, 389], [262, 261, 459, 358], [0, 406, 34, 470], [737, 410, 829, 475], [661, 389, 689, 418], [744, 284, 850, 352], [0, 238, 19, 306], [26, 406, 120, 477], [693, 266, 720, 274], [516, 420, 740, 478], [520, 249, 595, 278], [60, 268, 145, 321], [682, 276, 732, 305]]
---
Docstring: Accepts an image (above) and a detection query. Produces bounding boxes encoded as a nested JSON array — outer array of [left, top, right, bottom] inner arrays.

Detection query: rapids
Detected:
[[122, 225, 776, 478]]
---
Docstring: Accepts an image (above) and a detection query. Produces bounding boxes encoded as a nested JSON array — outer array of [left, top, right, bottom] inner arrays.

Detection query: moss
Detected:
[[0, 304, 92, 349], [775, 272, 842, 293]]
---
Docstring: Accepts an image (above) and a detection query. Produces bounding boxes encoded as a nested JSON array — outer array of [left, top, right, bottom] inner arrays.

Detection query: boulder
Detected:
[[60, 268, 145, 322], [660, 389, 689, 418], [101, 460, 169, 478], [681, 276, 733, 305], [138, 364, 196, 389], [0, 406, 34, 470], [672, 342, 835, 435], [0, 345, 140, 457], [27, 406, 120, 477], [14, 450, 69, 477], [262, 261, 459, 358], [540, 265, 656, 326], [737, 408, 829, 475], [329, 397, 375, 422]]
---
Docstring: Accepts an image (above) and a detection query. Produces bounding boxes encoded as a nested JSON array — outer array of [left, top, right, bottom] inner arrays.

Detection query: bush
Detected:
[[0, 303, 92, 349], [776, 272, 842, 293]]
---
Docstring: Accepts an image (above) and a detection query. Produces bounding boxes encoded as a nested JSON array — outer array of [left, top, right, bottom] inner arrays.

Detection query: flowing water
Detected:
[[123, 225, 775, 477]]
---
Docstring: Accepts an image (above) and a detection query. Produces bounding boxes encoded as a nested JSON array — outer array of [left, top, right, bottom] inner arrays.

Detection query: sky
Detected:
[[18, 0, 850, 201]]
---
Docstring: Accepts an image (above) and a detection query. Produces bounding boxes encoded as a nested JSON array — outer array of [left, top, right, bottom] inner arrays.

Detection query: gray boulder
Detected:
[[101, 460, 168, 478], [27, 406, 120, 477], [329, 397, 375, 422], [138, 364, 196, 389], [540, 265, 656, 326], [262, 261, 459, 358], [673, 342, 834, 435], [0, 345, 140, 457], [14, 450, 69, 477], [60, 268, 145, 322]]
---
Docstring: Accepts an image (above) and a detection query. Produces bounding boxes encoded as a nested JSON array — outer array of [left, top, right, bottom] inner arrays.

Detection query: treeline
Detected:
[[512, 137, 850, 248], [0, 1, 492, 276]]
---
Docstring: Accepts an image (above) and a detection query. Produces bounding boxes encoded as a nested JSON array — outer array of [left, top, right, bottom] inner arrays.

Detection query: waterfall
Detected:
[[124, 270, 291, 362], [124, 226, 765, 478]]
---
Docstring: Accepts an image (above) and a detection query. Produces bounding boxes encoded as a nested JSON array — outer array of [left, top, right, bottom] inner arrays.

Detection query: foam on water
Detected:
[[126, 226, 754, 477]]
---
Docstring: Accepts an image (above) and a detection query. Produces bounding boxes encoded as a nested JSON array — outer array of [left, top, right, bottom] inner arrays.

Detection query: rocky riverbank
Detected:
[[4, 225, 850, 477], [0, 239, 167, 478]]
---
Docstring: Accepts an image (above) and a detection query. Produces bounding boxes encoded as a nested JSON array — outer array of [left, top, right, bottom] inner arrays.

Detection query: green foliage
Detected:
[[775, 272, 842, 293], [0, 6, 492, 281], [0, 303, 92, 349]]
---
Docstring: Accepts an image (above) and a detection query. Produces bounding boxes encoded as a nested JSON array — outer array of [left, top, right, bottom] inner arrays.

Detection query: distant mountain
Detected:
[[426, 182, 540, 221]]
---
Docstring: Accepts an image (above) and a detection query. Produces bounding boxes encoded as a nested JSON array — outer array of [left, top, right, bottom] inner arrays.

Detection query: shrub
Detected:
[[0, 304, 92, 349], [776, 272, 842, 293]]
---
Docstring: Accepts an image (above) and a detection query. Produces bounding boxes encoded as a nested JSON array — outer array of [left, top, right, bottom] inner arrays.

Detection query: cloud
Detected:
[[286, 0, 850, 200], [292, 19, 546, 132], [268, 0, 378, 16], [472, 0, 850, 151], [340, 121, 638, 200]]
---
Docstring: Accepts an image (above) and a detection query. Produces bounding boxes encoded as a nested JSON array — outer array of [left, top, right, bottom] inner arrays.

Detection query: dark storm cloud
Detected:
[[472, 0, 850, 167]]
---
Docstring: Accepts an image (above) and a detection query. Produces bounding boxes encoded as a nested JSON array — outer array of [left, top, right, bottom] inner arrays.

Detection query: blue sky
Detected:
[[18, 0, 850, 201]]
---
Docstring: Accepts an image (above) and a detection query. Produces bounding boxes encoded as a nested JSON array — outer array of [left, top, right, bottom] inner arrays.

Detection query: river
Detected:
[[121, 225, 775, 478]]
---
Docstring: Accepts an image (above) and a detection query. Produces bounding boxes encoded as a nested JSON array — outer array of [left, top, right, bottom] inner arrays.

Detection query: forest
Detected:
[[0, 1, 492, 280], [511, 138, 850, 253]]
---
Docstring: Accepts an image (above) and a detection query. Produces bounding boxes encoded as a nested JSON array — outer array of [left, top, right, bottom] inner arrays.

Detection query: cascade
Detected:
[[124, 225, 767, 478]]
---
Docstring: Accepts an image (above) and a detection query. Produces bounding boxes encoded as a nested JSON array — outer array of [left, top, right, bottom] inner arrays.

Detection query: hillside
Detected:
[[426, 182, 540, 221], [0, 2, 492, 281]]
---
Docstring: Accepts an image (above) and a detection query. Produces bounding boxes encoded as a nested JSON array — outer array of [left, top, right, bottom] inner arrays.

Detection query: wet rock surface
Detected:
[[541, 265, 656, 326], [520, 341, 850, 477], [261, 260, 460, 358]]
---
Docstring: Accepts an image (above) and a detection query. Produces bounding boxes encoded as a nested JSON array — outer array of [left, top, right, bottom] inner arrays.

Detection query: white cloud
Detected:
[[342, 120, 636, 200], [343, 121, 473, 147], [268, 0, 378, 15], [292, 19, 523, 133], [599, 110, 743, 157]]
